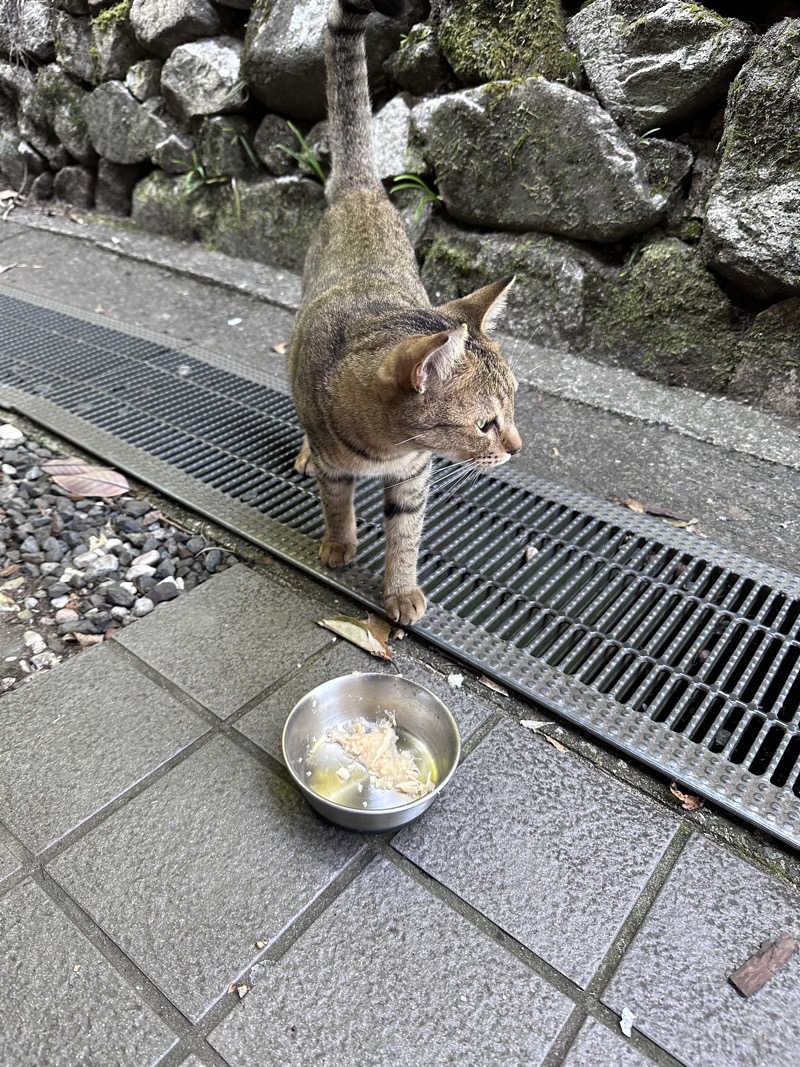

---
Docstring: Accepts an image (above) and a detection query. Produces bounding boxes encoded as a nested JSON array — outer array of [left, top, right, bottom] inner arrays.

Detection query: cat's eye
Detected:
[[477, 418, 497, 434]]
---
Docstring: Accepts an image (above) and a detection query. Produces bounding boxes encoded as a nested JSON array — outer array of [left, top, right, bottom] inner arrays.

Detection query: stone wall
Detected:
[[0, 0, 798, 416]]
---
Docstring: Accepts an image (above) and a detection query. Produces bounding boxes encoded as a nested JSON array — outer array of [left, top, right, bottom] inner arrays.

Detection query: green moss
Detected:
[[585, 238, 741, 389], [681, 2, 729, 25], [437, 0, 580, 86], [90, 0, 132, 31]]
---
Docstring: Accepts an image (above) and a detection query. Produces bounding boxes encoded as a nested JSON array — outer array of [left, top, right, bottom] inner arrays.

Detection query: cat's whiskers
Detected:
[[391, 430, 429, 446]]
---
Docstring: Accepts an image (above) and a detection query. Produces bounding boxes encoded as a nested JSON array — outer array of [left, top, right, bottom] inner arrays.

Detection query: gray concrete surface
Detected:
[[0, 560, 797, 1066]]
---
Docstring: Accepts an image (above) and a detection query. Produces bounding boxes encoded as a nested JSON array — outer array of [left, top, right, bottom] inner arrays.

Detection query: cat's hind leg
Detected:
[[293, 434, 317, 477], [317, 469, 358, 567], [382, 458, 431, 624]]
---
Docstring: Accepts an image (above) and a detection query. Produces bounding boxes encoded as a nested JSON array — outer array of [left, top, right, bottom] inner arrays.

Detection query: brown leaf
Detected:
[[42, 457, 129, 498], [271, 341, 288, 354], [317, 615, 392, 660], [623, 498, 645, 514], [669, 782, 703, 811], [544, 735, 567, 753], [366, 613, 393, 647], [479, 674, 509, 696], [643, 504, 687, 522], [729, 933, 798, 997]]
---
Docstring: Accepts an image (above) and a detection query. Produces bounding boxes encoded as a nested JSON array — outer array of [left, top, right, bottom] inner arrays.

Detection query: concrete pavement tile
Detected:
[[0, 839, 20, 880], [0, 879, 176, 1066], [394, 719, 679, 986], [0, 644, 205, 852], [208, 857, 573, 1066], [49, 736, 363, 1021], [237, 641, 493, 762], [116, 564, 334, 717], [604, 835, 800, 1067], [564, 1018, 655, 1066]]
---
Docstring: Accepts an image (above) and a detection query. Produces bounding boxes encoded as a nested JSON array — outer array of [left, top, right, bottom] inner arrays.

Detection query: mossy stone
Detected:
[[131, 168, 223, 242], [702, 19, 800, 299], [385, 22, 453, 96], [729, 300, 800, 418], [584, 237, 742, 392], [196, 115, 260, 179], [32, 64, 95, 164], [432, 0, 579, 86], [421, 220, 610, 351], [209, 175, 325, 272]]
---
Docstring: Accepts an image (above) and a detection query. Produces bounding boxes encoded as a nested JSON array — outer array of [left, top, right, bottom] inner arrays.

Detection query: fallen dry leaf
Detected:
[[552, 446, 560, 457], [317, 615, 392, 660], [366, 613, 392, 647], [669, 782, 703, 811], [42, 457, 129, 498], [544, 735, 567, 753], [0, 190, 16, 201], [623, 498, 645, 514], [0, 263, 18, 274], [479, 674, 509, 696], [729, 933, 798, 997], [236, 984, 249, 999], [520, 718, 554, 732], [272, 341, 288, 354]]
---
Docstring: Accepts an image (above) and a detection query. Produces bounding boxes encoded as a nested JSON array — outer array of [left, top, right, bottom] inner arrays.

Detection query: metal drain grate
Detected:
[[2, 290, 799, 846]]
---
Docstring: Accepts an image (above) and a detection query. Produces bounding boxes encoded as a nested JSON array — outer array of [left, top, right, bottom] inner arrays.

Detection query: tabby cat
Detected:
[[290, 0, 523, 625]]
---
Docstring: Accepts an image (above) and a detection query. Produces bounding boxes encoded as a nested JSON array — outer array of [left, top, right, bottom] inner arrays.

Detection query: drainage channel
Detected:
[[2, 289, 799, 848]]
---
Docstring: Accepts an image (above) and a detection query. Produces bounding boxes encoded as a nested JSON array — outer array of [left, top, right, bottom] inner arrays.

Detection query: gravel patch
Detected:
[[0, 422, 237, 693]]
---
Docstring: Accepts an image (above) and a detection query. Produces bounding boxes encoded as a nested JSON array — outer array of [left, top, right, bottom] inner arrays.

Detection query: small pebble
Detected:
[[50, 595, 70, 610], [55, 608, 79, 624], [132, 597, 154, 618]]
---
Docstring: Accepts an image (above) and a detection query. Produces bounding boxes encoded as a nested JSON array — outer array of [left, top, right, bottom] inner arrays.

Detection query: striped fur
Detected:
[[288, 0, 523, 625]]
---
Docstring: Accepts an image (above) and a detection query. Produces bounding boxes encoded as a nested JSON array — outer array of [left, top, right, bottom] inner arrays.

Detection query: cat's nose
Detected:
[[504, 427, 522, 456]]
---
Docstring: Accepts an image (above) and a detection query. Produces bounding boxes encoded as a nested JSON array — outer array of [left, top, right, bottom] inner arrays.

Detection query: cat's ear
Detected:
[[437, 276, 515, 334], [379, 325, 467, 394]]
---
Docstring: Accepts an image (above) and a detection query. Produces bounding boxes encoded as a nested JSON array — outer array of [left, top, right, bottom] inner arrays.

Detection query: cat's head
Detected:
[[379, 278, 522, 467]]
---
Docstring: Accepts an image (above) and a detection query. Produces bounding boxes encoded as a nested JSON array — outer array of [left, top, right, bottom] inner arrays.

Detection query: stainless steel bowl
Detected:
[[282, 672, 460, 831]]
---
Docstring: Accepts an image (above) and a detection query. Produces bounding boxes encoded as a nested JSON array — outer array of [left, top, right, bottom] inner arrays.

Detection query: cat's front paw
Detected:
[[293, 443, 316, 477], [320, 539, 357, 568], [385, 587, 427, 625]]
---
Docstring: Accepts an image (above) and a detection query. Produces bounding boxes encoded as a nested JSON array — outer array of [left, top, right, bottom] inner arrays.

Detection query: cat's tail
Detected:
[[324, 0, 406, 202]]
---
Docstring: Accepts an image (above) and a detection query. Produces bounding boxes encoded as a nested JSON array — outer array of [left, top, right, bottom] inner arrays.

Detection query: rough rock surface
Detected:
[[53, 12, 95, 83], [701, 19, 800, 300], [161, 37, 246, 120], [242, 0, 422, 121], [95, 158, 144, 213], [124, 58, 162, 101], [372, 96, 424, 181], [30, 171, 54, 199], [567, 0, 753, 133], [129, 0, 220, 58], [210, 175, 325, 271], [82, 80, 160, 163], [53, 164, 95, 207], [413, 80, 666, 241], [31, 64, 94, 164], [196, 115, 259, 178], [151, 129, 195, 174], [432, 0, 577, 86], [584, 237, 742, 391], [729, 300, 800, 417], [91, 9, 145, 82], [253, 113, 295, 176], [131, 168, 222, 241], [421, 220, 609, 351], [0, 0, 55, 62], [385, 22, 453, 96]]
